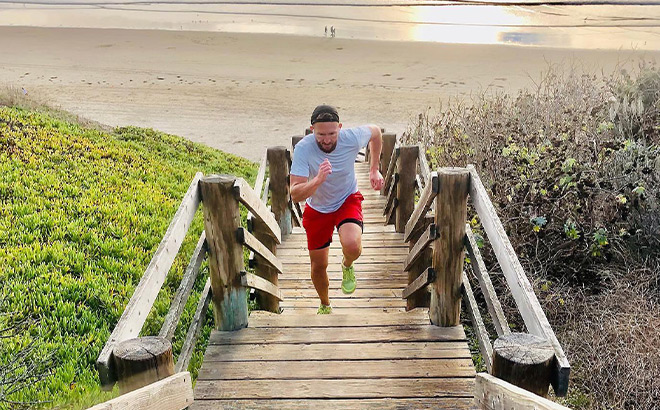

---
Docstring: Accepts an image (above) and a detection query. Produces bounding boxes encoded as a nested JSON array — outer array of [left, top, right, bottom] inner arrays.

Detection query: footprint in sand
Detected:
[[495, 77, 507, 81], [383, 73, 391, 77], [396, 77, 404, 80]]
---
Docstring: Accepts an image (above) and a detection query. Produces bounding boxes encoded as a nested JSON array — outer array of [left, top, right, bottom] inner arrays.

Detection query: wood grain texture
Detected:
[[404, 172, 439, 242], [462, 272, 493, 373], [396, 145, 418, 233], [475, 373, 571, 410], [233, 177, 281, 244], [403, 223, 436, 271], [96, 172, 202, 388], [190, 398, 475, 410], [175, 278, 211, 373], [467, 165, 569, 396], [89, 372, 193, 410], [267, 147, 292, 236], [241, 272, 283, 301], [402, 267, 435, 300]]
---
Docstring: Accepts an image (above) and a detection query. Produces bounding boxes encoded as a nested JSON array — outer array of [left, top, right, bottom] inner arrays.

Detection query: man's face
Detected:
[[312, 121, 342, 153]]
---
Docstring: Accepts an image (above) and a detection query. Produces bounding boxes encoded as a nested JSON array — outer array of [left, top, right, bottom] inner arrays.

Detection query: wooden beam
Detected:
[[467, 164, 570, 396], [88, 372, 193, 410], [462, 272, 493, 373], [236, 227, 283, 274], [404, 172, 439, 242], [383, 173, 399, 216], [241, 272, 283, 301], [385, 198, 398, 226], [158, 232, 207, 341], [382, 147, 400, 196], [175, 278, 212, 373], [403, 223, 436, 272], [233, 177, 281, 244], [418, 144, 431, 184], [474, 373, 571, 410], [430, 168, 470, 327], [201, 175, 248, 331], [396, 146, 419, 233], [402, 267, 435, 299], [379, 132, 397, 177], [291, 135, 304, 151], [253, 152, 268, 202], [290, 200, 302, 227], [268, 147, 293, 236], [464, 225, 510, 337], [96, 172, 202, 388]]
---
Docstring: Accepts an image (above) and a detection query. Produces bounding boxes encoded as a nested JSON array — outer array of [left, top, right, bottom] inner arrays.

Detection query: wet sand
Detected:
[[1, 26, 659, 160]]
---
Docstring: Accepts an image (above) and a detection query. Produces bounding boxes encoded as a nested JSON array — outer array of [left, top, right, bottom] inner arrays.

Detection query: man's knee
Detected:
[[342, 239, 362, 259], [311, 260, 328, 276]]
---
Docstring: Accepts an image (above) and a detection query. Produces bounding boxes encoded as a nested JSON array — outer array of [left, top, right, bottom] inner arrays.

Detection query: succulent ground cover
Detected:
[[403, 62, 660, 409], [0, 105, 256, 409]]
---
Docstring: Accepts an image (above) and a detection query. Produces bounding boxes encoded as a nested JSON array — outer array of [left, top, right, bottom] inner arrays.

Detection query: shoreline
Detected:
[[2, 26, 659, 160]]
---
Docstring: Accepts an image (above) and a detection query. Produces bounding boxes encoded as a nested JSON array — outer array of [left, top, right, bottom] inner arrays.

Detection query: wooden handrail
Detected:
[[464, 225, 510, 337], [401, 267, 435, 299], [88, 372, 193, 410], [462, 272, 494, 373], [253, 152, 268, 200], [403, 223, 436, 272], [383, 173, 399, 216], [467, 164, 570, 396], [404, 171, 438, 242], [233, 178, 282, 244], [158, 232, 207, 341], [382, 146, 400, 193], [241, 272, 283, 301], [175, 279, 212, 373], [96, 172, 203, 388], [475, 373, 571, 410], [236, 227, 283, 274]]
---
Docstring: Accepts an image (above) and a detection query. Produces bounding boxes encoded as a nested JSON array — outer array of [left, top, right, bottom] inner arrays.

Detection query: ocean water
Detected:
[[0, 0, 659, 49]]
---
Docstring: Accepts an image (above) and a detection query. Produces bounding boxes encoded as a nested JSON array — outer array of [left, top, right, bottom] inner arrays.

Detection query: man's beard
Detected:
[[317, 140, 337, 153]]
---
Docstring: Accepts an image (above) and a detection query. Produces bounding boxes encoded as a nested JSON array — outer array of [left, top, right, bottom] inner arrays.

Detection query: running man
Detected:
[[290, 105, 384, 314]]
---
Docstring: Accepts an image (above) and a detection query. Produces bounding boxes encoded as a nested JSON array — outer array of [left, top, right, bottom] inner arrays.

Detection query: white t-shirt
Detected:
[[290, 126, 372, 213]]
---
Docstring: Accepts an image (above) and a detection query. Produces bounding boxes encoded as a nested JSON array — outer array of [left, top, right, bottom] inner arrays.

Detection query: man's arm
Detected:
[[366, 125, 384, 190], [290, 159, 332, 203]]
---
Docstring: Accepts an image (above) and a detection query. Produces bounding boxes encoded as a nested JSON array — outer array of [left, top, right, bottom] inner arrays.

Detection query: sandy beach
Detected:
[[1, 22, 659, 160]]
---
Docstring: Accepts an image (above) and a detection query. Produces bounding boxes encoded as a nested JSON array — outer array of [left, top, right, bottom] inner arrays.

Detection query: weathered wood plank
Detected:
[[253, 151, 268, 200], [404, 171, 439, 242], [396, 145, 419, 233], [89, 372, 193, 410], [233, 177, 281, 244], [278, 279, 409, 289], [236, 227, 283, 274], [247, 310, 427, 327], [465, 225, 510, 337], [195, 378, 474, 399], [175, 278, 212, 373], [198, 358, 476, 380], [190, 397, 475, 410], [208, 325, 466, 345], [282, 254, 404, 264], [383, 172, 399, 216], [418, 143, 431, 183], [474, 373, 571, 410], [462, 272, 493, 373], [268, 147, 293, 236], [281, 288, 403, 299], [402, 267, 435, 300], [403, 223, 436, 271], [203, 341, 470, 362], [382, 146, 400, 195], [468, 165, 570, 396], [280, 300, 405, 309], [385, 198, 398, 225], [96, 172, 202, 387], [158, 232, 206, 341], [276, 246, 408, 255], [290, 225, 398, 234], [240, 272, 283, 301], [289, 198, 302, 227]]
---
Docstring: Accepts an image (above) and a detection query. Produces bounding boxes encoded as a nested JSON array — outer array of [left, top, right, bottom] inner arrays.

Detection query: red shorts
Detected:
[[302, 192, 364, 250]]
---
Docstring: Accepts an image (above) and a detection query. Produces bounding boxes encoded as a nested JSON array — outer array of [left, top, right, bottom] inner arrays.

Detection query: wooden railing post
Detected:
[[268, 146, 293, 236], [406, 217, 433, 310], [430, 168, 470, 326], [396, 145, 418, 233], [200, 175, 248, 331], [252, 219, 280, 313], [292, 135, 304, 150], [380, 133, 397, 183]]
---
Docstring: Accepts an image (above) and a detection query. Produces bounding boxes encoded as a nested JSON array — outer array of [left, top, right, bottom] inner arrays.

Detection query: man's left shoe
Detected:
[[341, 261, 356, 294]]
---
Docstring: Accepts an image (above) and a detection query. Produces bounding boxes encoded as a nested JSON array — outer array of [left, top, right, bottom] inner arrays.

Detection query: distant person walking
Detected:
[[330, 26, 335, 38], [325, 26, 328, 37], [290, 105, 384, 314]]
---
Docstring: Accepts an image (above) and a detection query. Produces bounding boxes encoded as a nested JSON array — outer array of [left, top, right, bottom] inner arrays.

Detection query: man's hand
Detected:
[[316, 158, 332, 184], [370, 169, 384, 191]]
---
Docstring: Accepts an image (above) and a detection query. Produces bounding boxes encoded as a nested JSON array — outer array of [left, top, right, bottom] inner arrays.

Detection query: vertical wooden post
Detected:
[[430, 168, 470, 326], [304, 127, 313, 135], [292, 135, 304, 151], [396, 145, 418, 233], [380, 133, 396, 176], [200, 175, 248, 331], [492, 333, 555, 397], [113, 337, 174, 394], [268, 146, 293, 236]]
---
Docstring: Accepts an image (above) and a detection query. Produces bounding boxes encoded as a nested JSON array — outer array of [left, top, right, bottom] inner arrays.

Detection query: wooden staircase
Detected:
[[189, 163, 477, 409]]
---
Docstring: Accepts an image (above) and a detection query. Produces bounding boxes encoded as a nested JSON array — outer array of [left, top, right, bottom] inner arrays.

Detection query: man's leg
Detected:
[[310, 247, 331, 306], [338, 222, 362, 267]]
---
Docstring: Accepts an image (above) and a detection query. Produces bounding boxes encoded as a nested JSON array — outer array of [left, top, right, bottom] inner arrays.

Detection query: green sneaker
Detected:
[[341, 261, 356, 294], [317, 304, 332, 315]]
